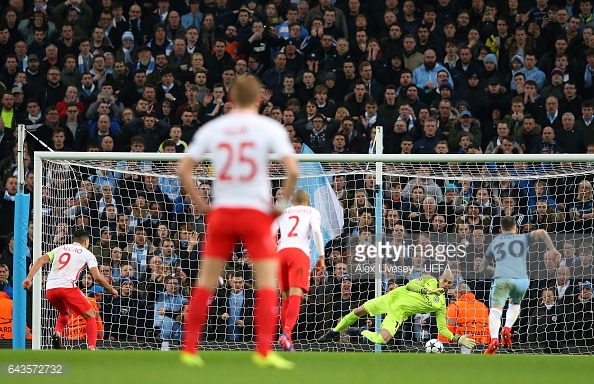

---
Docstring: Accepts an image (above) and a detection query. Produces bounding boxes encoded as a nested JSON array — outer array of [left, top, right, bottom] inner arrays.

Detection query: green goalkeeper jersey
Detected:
[[385, 275, 455, 340]]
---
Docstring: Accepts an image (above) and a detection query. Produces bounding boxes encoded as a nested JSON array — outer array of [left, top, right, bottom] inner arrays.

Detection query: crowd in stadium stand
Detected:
[[0, 0, 593, 350]]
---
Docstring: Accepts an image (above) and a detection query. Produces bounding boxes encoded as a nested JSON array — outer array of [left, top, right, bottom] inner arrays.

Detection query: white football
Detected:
[[425, 339, 444, 353]]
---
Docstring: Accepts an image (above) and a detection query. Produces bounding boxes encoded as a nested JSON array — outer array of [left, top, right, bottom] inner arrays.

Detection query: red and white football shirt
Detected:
[[46, 242, 98, 290], [186, 110, 294, 213], [277, 206, 322, 257]]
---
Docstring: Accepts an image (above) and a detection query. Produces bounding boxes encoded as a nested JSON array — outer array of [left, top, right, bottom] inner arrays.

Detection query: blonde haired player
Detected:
[[179, 75, 299, 369], [22, 230, 118, 350], [277, 189, 325, 352]]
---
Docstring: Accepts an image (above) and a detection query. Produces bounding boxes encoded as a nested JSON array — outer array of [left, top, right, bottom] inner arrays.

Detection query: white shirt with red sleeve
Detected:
[[46, 242, 98, 290], [186, 110, 294, 213], [277, 206, 323, 257]]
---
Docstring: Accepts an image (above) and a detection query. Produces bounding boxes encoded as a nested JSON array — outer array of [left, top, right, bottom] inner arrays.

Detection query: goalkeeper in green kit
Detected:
[[318, 270, 477, 349]]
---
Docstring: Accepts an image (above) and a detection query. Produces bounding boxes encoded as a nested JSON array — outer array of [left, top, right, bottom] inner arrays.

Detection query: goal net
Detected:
[[33, 152, 594, 354]]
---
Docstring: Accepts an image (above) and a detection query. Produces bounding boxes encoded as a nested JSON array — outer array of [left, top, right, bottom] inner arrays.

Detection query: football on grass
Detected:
[[425, 339, 444, 353]]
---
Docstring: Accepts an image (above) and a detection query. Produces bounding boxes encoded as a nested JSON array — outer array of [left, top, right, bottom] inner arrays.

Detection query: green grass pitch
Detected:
[[0, 350, 590, 384]]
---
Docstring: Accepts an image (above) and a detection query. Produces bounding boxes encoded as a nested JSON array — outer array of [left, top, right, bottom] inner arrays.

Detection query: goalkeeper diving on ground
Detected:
[[318, 269, 477, 350]]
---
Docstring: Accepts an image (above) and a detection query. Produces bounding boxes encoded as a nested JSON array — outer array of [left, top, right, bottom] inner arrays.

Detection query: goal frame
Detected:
[[32, 150, 593, 350]]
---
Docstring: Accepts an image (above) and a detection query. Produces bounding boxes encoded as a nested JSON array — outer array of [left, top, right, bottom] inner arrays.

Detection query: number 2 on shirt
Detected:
[[218, 142, 257, 182], [288, 216, 299, 237]]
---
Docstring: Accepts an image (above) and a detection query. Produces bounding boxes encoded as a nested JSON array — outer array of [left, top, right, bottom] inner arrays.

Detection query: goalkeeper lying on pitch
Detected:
[[319, 270, 476, 349]]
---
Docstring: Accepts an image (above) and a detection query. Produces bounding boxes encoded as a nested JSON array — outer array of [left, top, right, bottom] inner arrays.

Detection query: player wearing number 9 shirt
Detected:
[[479, 216, 561, 354], [22, 230, 118, 350], [276, 189, 325, 352], [178, 75, 299, 369]]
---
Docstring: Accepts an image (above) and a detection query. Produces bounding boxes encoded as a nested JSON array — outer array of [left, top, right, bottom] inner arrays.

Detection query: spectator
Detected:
[[119, 71, 147, 108], [154, 275, 188, 340], [239, 19, 285, 70], [526, 288, 565, 353], [344, 80, 372, 117], [402, 166, 444, 204], [0, 263, 13, 299], [353, 61, 385, 103], [103, 278, 140, 341], [52, 0, 94, 37], [408, 196, 438, 233], [413, 49, 452, 94], [321, 274, 363, 339], [50, 127, 73, 152], [531, 126, 562, 154], [412, 118, 444, 154], [489, 191, 527, 234], [536, 96, 563, 130], [484, 121, 514, 154], [209, 272, 254, 342], [540, 68, 565, 100], [547, 266, 578, 312], [574, 241, 594, 282], [0, 176, 18, 246], [448, 111, 481, 152], [568, 280, 594, 346], [155, 69, 186, 110], [559, 240, 580, 269], [261, 51, 294, 94], [555, 112, 587, 153], [151, 234, 181, 269], [515, 53, 545, 91], [88, 226, 116, 264], [573, 100, 594, 141], [529, 198, 564, 235], [125, 226, 157, 275], [567, 179, 594, 232], [200, 83, 226, 121]]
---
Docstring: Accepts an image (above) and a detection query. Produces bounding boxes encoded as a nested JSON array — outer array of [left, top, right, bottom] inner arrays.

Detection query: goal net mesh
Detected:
[[36, 157, 594, 354]]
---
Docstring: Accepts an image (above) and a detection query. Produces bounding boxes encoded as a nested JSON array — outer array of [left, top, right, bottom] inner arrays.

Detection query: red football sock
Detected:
[[280, 297, 289, 335], [255, 288, 278, 357], [182, 286, 211, 354], [281, 295, 302, 342], [54, 314, 69, 335], [86, 316, 98, 349]]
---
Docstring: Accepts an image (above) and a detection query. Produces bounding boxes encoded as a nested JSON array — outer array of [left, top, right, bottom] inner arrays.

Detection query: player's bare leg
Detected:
[[485, 305, 503, 354], [251, 260, 294, 369], [181, 257, 226, 366], [81, 308, 98, 350], [279, 287, 303, 352], [319, 305, 368, 342]]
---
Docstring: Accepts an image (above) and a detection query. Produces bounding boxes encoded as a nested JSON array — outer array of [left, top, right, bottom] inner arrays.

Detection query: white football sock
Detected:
[[488, 308, 502, 340], [504, 304, 521, 329]]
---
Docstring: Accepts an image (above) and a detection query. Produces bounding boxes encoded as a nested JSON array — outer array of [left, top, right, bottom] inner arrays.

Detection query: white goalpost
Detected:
[[32, 150, 594, 354]]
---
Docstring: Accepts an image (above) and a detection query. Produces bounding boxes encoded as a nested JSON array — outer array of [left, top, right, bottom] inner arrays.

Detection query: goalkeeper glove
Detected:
[[453, 334, 476, 349], [420, 287, 445, 295]]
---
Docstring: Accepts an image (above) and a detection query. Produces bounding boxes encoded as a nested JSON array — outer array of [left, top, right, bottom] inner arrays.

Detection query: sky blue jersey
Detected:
[[484, 233, 532, 280]]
